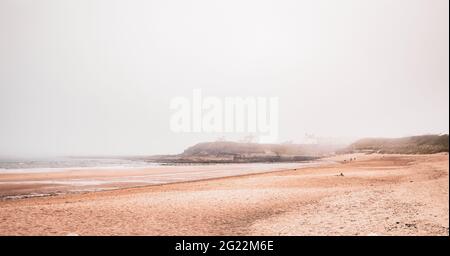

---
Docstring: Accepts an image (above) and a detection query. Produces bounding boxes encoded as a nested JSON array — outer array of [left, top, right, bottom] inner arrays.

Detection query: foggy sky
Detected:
[[0, 0, 448, 157]]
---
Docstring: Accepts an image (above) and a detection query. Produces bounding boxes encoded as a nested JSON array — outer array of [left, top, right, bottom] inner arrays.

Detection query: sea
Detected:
[[0, 157, 157, 173]]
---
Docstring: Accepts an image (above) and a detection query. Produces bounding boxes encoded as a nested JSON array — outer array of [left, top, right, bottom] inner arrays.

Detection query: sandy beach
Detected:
[[0, 153, 448, 236], [0, 162, 322, 199]]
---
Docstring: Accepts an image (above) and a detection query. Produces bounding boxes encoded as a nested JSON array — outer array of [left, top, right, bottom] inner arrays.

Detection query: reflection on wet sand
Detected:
[[0, 162, 324, 199]]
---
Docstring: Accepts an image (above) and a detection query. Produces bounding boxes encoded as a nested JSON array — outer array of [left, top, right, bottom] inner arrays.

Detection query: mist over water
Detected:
[[0, 157, 154, 171]]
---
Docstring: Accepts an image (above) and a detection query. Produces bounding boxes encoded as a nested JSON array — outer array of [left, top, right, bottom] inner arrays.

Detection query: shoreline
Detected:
[[0, 153, 448, 235], [0, 161, 329, 201]]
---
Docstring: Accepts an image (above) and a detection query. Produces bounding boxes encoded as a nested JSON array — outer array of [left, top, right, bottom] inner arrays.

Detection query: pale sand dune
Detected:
[[0, 154, 448, 236]]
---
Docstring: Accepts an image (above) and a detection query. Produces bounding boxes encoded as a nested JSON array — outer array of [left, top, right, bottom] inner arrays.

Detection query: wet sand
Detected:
[[0, 153, 448, 235], [0, 162, 321, 199]]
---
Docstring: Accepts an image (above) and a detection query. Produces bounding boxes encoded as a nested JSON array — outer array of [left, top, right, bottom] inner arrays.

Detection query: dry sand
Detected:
[[0, 153, 448, 236]]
